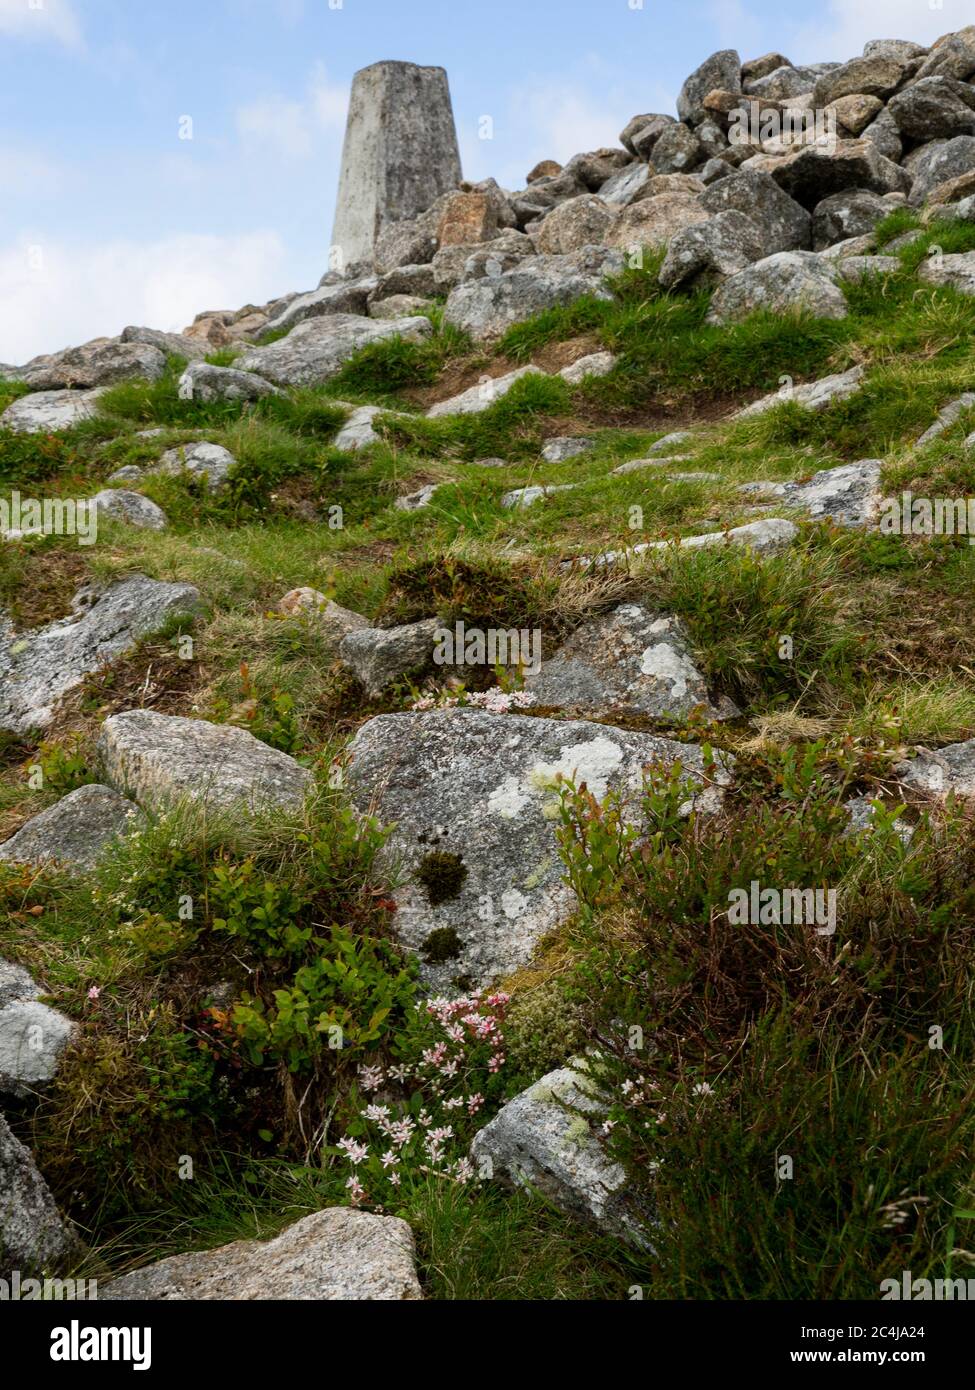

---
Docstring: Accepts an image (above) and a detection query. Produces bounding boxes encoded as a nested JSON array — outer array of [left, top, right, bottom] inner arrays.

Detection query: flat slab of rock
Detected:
[[0, 785, 142, 873], [740, 460, 881, 527], [262, 277, 379, 335], [501, 483, 576, 509], [1, 1112, 82, 1278], [1, 388, 106, 434], [101, 1207, 422, 1300], [97, 710, 314, 813], [0, 999, 75, 1097], [895, 740, 975, 798], [0, 576, 201, 734], [735, 365, 864, 417], [471, 1064, 650, 1245], [587, 517, 798, 568], [427, 365, 544, 418], [91, 489, 168, 530], [525, 604, 738, 721], [19, 340, 166, 391], [916, 393, 975, 446], [237, 314, 432, 387], [339, 618, 440, 696], [346, 710, 732, 987], [177, 362, 280, 402], [121, 324, 208, 362]]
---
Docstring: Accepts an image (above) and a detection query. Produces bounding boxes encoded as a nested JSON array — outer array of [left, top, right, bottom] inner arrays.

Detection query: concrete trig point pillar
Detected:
[[330, 61, 462, 270]]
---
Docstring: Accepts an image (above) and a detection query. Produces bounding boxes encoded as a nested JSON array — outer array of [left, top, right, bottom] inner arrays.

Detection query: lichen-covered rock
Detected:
[[339, 619, 440, 696], [700, 170, 811, 253], [177, 362, 280, 402], [0, 960, 40, 1009], [597, 162, 651, 206], [501, 483, 577, 510], [812, 189, 904, 249], [262, 277, 380, 336], [706, 250, 847, 324], [237, 314, 432, 386], [395, 483, 441, 511], [346, 710, 733, 988], [0, 999, 75, 1097], [650, 123, 703, 174], [811, 54, 910, 107], [607, 192, 708, 252], [917, 249, 975, 295], [836, 254, 900, 282], [471, 1065, 651, 1245], [678, 48, 741, 125], [18, 339, 166, 391], [0, 576, 201, 734], [0, 387, 106, 434], [120, 324, 208, 361], [0, 785, 143, 873], [887, 76, 975, 140], [540, 436, 593, 462], [442, 249, 620, 340], [735, 365, 864, 417], [525, 604, 738, 721], [558, 351, 617, 384], [533, 195, 615, 254], [740, 460, 881, 527], [101, 1208, 422, 1300], [895, 739, 975, 799], [916, 393, 975, 446], [152, 441, 236, 491], [907, 135, 975, 207], [97, 710, 313, 812], [659, 209, 765, 290], [90, 489, 168, 530], [587, 517, 798, 568], [333, 403, 390, 450], [0, 1113, 83, 1278], [765, 139, 909, 209]]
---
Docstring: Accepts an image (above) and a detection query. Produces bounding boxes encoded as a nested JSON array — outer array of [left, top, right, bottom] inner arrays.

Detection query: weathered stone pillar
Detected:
[[330, 61, 463, 270]]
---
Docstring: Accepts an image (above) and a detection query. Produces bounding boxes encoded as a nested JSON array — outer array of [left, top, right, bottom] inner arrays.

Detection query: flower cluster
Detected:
[[334, 989, 510, 1208], [410, 689, 537, 714]]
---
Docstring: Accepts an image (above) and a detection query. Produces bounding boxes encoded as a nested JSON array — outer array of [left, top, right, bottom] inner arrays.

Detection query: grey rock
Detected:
[[678, 49, 741, 125], [888, 76, 975, 141], [152, 441, 236, 491], [0, 575, 200, 734], [619, 114, 676, 159], [706, 250, 847, 324], [559, 351, 617, 385], [908, 136, 975, 207], [736, 365, 865, 417], [895, 739, 975, 799], [862, 40, 927, 64], [262, 277, 380, 336], [812, 189, 904, 249], [742, 460, 882, 527], [912, 28, 975, 83], [19, 340, 166, 391], [346, 710, 733, 987], [427, 365, 545, 418], [742, 52, 793, 83], [917, 250, 975, 295], [0, 1000, 74, 1097], [90, 489, 168, 530], [767, 139, 909, 209], [471, 1064, 650, 1245], [648, 430, 695, 455], [836, 254, 901, 281], [331, 61, 461, 266], [0, 960, 40, 1009], [587, 517, 798, 568], [827, 93, 884, 137], [368, 263, 437, 302], [101, 1208, 422, 1301], [97, 710, 314, 813], [339, 618, 440, 696], [746, 65, 813, 101], [237, 313, 432, 387], [819, 233, 879, 260], [650, 124, 703, 175], [368, 294, 434, 319], [916, 393, 975, 446], [443, 249, 620, 340], [700, 170, 811, 253], [525, 603, 737, 721], [0, 1112, 82, 1278], [373, 212, 441, 273], [598, 162, 652, 207], [333, 404, 388, 450], [431, 230, 534, 292], [106, 464, 146, 485], [0, 387, 106, 434], [611, 456, 693, 476], [177, 362, 280, 403], [0, 785, 143, 873], [659, 209, 766, 290], [120, 325, 207, 361], [501, 484, 576, 510], [607, 192, 708, 252], [534, 195, 615, 255], [541, 436, 593, 462], [394, 483, 441, 511], [812, 55, 910, 106], [860, 109, 904, 163]]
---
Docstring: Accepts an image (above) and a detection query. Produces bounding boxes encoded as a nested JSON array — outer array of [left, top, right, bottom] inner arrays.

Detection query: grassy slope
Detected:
[[2, 211, 975, 1298]]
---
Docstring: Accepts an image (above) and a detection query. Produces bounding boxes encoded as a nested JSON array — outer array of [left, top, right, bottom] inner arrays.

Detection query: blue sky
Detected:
[[1, 0, 968, 362]]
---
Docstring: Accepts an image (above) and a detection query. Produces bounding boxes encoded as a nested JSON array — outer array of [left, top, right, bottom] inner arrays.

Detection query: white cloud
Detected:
[[236, 63, 348, 162], [0, 0, 82, 47], [789, 0, 969, 65], [0, 231, 288, 363]]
